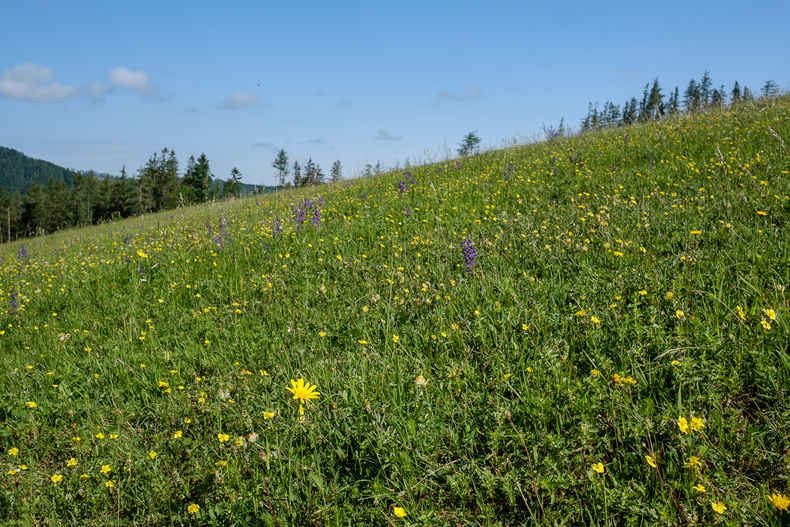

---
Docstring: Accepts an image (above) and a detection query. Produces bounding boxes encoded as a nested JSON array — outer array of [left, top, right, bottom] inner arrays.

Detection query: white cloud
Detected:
[[375, 129, 402, 141], [219, 91, 259, 109], [437, 83, 483, 103], [109, 67, 153, 94], [82, 82, 115, 103], [0, 63, 78, 102]]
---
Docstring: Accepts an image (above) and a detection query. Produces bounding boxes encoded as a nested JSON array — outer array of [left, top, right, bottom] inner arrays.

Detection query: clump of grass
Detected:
[[1, 96, 789, 526]]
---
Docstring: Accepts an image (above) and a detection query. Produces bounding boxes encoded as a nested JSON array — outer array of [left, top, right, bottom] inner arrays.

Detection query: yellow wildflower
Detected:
[[286, 378, 320, 404], [188, 504, 200, 515], [592, 463, 604, 474], [677, 417, 690, 434], [691, 417, 705, 432], [769, 493, 790, 511], [711, 502, 726, 514], [393, 506, 407, 518]]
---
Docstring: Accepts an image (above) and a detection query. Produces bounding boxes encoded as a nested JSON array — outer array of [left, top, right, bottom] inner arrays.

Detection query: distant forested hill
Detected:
[[0, 146, 79, 195]]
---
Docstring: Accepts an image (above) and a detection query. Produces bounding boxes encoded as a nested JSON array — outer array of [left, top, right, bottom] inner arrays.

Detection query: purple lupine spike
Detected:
[[461, 238, 477, 274], [311, 207, 321, 227], [318, 196, 324, 206], [398, 181, 406, 194], [272, 216, 282, 236], [403, 207, 411, 217], [9, 287, 18, 314], [17, 245, 28, 260]]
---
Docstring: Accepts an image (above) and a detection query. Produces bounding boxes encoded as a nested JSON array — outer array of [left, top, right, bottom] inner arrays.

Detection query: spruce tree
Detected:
[[458, 131, 481, 156], [731, 81, 742, 103], [330, 160, 343, 182], [699, 70, 712, 106], [684, 79, 700, 112], [225, 167, 243, 197], [292, 161, 303, 187], [272, 149, 289, 187]]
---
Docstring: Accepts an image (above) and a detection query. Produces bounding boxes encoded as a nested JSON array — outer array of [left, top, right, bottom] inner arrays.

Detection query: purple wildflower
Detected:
[[9, 287, 18, 314], [272, 216, 282, 236], [311, 207, 321, 227], [398, 181, 406, 194], [462, 238, 477, 274]]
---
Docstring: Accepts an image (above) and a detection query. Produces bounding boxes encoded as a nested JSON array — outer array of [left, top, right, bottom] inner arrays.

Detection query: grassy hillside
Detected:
[[1, 96, 789, 526]]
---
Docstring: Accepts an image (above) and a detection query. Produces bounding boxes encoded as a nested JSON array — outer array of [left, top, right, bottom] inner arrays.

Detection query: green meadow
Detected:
[[2, 96, 789, 526]]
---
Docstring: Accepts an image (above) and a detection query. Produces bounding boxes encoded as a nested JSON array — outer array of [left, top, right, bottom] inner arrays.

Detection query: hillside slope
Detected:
[[0, 146, 79, 195], [1, 96, 789, 525]]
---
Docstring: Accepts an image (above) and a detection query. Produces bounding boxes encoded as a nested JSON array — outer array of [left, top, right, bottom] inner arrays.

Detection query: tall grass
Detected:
[[1, 97, 789, 526]]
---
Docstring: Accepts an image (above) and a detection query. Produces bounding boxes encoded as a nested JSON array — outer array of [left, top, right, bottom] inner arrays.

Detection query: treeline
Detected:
[[0, 148, 260, 242], [580, 71, 781, 132], [271, 149, 343, 187]]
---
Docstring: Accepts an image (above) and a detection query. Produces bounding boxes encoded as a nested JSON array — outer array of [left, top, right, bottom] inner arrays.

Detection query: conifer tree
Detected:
[[225, 167, 243, 197], [731, 81, 742, 103], [684, 79, 700, 112], [292, 161, 303, 187], [330, 160, 343, 182], [699, 70, 712, 106], [272, 149, 289, 187], [458, 131, 482, 156]]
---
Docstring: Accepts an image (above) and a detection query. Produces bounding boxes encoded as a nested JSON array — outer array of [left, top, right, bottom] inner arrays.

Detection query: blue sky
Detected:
[[2, 0, 788, 186]]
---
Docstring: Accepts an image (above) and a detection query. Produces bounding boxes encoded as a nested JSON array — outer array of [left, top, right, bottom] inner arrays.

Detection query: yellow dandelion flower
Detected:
[[67, 458, 77, 467], [592, 463, 604, 474], [51, 474, 63, 483], [766, 309, 776, 321], [174, 430, 183, 438], [286, 378, 320, 404], [96, 433, 104, 439], [693, 484, 706, 493], [188, 504, 200, 515], [393, 506, 407, 518], [263, 412, 275, 419], [591, 316, 600, 323], [137, 249, 148, 258], [105, 480, 115, 488], [769, 493, 790, 511], [100, 465, 111, 475], [9, 448, 19, 456], [26, 401, 37, 408]]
